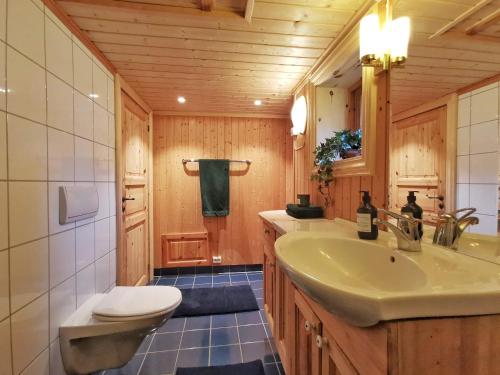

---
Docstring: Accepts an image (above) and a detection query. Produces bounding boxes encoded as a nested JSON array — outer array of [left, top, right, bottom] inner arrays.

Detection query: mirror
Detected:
[[310, 29, 378, 177], [388, 0, 500, 265]]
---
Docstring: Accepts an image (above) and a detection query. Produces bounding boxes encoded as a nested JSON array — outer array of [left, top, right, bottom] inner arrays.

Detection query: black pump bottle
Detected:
[[401, 191, 423, 239], [356, 191, 378, 240]]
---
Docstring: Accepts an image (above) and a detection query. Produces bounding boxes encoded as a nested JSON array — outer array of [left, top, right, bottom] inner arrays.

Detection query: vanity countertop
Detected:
[[259, 210, 374, 237]]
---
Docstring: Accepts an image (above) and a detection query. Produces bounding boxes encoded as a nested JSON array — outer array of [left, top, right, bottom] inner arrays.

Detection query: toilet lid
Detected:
[[92, 286, 182, 320]]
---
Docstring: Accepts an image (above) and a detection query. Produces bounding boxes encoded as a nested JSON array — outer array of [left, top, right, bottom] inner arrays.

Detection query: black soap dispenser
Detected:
[[401, 191, 423, 239], [357, 191, 378, 240]]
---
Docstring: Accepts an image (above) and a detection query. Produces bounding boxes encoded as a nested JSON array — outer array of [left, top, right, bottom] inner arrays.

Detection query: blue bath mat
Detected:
[[173, 285, 258, 317], [176, 360, 265, 375]]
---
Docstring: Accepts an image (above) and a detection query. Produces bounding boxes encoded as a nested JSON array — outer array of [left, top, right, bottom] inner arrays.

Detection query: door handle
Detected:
[[426, 194, 445, 210], [122, 197, 135, 202], [426, 194, 444, 201]]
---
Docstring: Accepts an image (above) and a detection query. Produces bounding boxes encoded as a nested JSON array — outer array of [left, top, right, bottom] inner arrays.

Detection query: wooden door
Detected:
[[321, 327, 359, 375], [120, 93, 150, 286], [275, 263, 294, 374], [390, 106, 447, 223], [292, 290, 322, 375]]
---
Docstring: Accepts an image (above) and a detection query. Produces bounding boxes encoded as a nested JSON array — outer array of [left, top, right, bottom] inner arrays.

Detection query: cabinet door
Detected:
[[275, 264, 294, 374], [263, 245, 276, 332], [320, 327, 359, 375], [292, 290, 322, 375]]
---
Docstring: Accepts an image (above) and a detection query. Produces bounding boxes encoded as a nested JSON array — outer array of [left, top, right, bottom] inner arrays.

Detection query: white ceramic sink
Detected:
[[275, 232, 500, 327]]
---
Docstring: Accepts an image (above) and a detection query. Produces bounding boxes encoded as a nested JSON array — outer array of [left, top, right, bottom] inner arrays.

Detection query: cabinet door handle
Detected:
[[304, 320, 315, 332], [316, 335, 328, 349], [264, 229, 271, 234]]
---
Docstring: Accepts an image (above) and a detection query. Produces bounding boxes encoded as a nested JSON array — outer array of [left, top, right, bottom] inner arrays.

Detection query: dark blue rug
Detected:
[[176, 360, 265, 375], [173, 285, 259, 317]]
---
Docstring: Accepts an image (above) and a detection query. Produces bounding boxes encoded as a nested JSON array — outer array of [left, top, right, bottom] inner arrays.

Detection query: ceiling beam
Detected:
[[245, 0, 254, 23], [58, 0, 237, 19], [428, 0, 494, 39], [465, 8, 500, 35], [200, 0, 215, 11]]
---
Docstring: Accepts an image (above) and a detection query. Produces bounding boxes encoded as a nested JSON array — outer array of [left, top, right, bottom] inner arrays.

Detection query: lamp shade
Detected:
[[390, 17, 410, 62], [291, 95, 307, 136], [359, 14, 381, 61]]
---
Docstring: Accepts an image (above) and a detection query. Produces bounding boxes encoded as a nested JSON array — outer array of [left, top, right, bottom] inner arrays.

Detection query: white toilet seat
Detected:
[[92, 286, 182, 322]]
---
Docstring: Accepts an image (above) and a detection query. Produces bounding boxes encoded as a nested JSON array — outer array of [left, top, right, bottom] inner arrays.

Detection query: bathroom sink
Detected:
[[456, 233, 500, 264], [275, 232, 500, 327]]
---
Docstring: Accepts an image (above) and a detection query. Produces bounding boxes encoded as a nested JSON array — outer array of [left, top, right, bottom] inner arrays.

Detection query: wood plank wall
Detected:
[[153, 115, 293, 268], [295, 73, 390, 221]]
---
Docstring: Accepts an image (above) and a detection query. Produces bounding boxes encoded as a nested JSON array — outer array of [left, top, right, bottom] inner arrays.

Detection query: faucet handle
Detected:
[[452, 207, 476, 222]]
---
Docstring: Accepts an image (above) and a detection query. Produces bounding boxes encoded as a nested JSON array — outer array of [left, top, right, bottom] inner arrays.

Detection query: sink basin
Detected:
[[275, 232, 500, 327], [456, 233, 500, 264]]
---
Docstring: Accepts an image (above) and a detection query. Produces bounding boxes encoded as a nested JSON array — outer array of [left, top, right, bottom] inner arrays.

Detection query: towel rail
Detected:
[[182, 158, 251, 164]]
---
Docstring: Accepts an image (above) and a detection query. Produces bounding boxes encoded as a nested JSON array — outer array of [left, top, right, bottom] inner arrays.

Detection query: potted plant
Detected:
[[311, 136, 341, 208], [338, 129, 362, 159], [310, 129, 363, 208]]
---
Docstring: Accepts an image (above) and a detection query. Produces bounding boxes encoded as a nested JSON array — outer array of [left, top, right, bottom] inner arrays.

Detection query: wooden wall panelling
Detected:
[[153, 115, 292, 268]]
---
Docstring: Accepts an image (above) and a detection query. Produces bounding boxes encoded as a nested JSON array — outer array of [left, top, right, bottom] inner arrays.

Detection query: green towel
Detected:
[[199, 159, 230, 217]]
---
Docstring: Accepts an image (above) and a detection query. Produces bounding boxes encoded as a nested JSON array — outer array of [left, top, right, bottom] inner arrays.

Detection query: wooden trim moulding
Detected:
[[117, 75, 152, 113], [292, 0, 374, 94], [466, 8, 500, 34], [153, 110, 291, 119], [428, 0, 494, 39], [42, 0, 117, 74], [245, 0, 255, 23], [333, 67, 379, 177], [456, 72, 500, 95], [115, 74, 154, 284]]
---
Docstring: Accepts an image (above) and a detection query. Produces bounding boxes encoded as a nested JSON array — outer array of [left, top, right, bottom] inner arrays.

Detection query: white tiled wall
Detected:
[[456, 80, 500, 235], [0, 1, 117, 374]]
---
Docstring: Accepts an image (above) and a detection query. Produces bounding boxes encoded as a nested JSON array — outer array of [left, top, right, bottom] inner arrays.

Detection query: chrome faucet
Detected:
[[376, 209, 423, 252], [432, 208, 479, 250]]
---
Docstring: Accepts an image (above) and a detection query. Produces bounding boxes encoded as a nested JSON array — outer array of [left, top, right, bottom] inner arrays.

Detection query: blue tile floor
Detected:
[[103, 269, 284, 375]]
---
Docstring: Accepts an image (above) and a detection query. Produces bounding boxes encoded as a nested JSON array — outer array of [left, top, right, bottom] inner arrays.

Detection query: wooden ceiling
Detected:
[[391, 0, 500, 114], [55, 0, 368, 116]]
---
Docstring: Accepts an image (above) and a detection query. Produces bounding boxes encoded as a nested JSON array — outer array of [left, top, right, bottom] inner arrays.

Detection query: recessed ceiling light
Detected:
[[89, 93, 99, 99], [178, 96, 186, 104], [254, 99, 262, 106]]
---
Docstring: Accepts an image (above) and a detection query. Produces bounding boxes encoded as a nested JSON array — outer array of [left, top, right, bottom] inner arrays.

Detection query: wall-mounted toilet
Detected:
[[60, 286, 182, 375]]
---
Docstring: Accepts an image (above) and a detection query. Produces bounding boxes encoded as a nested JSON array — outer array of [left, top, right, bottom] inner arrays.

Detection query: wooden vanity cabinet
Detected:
[[263, 222, 276, 333], [274, 256, 293, 374], [291, 290, 322, 375], [262, 220, 363, 375]]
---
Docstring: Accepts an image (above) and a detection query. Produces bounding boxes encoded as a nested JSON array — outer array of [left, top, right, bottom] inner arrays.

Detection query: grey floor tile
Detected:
[[211, 327, 239, 346], [241, 341, 275, 364], [236, 311, 262, 325], [212, 314, 236, 328], [105, 354, 144, 375], [210, 345, 242, 366], [158, 317, 185, 333], [149, 332, 182, 352], [139, 351, 177, 375], [238, 324, 267, 343], [185, 316, 210, 331], [180, 329, 210, 349], [176, 348, 209, 368]]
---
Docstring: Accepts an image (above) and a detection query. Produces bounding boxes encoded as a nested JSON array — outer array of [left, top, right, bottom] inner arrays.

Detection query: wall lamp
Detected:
[[291, 95, 307, 136]]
